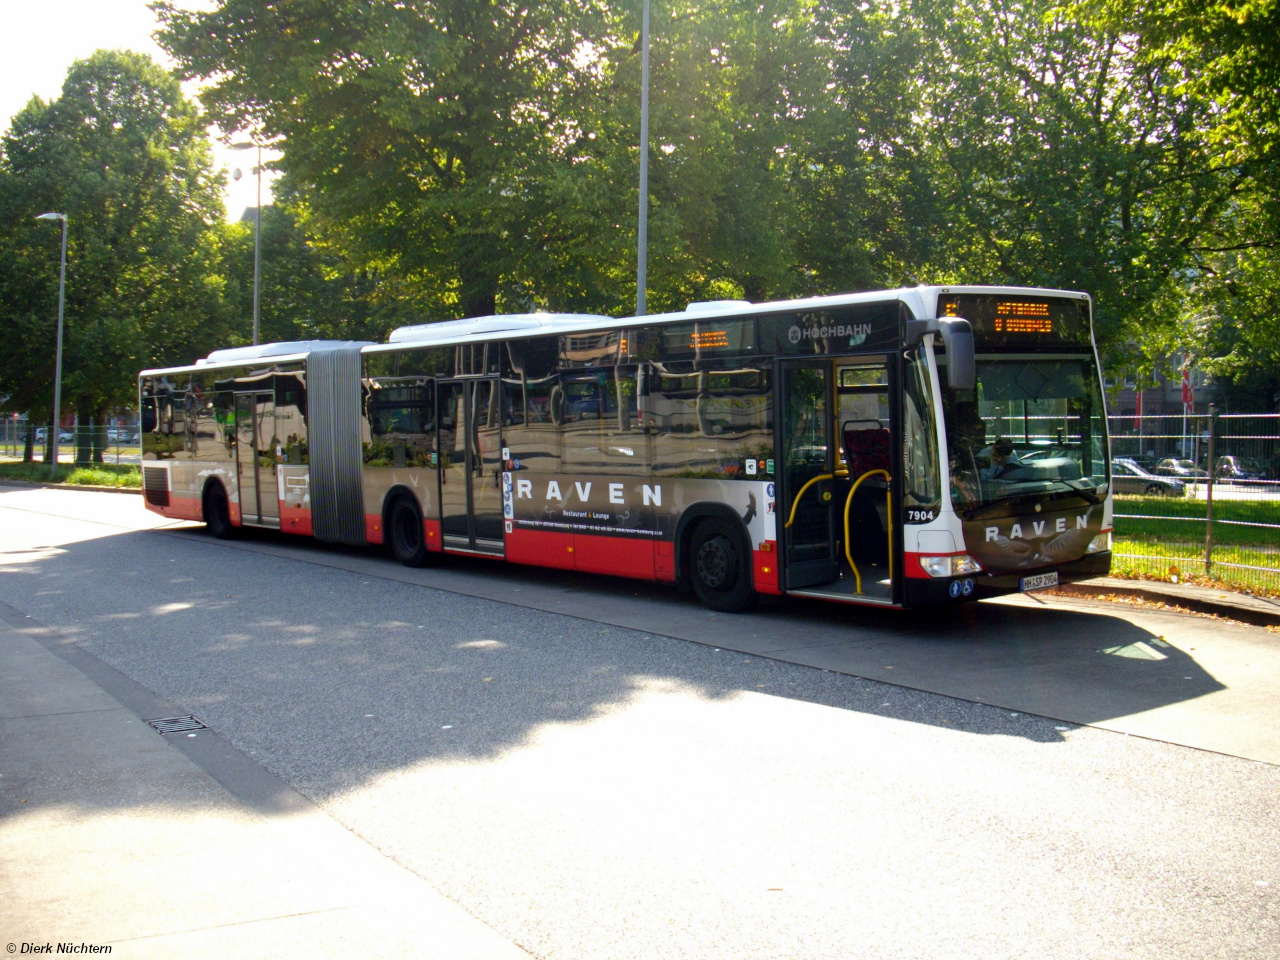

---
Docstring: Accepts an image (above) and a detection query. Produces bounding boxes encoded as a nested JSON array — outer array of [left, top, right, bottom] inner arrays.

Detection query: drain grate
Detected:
[[145, 715, 206, 735]]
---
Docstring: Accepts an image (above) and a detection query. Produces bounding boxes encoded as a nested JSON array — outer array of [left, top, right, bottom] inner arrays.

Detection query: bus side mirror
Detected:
[[937, 318, 975, 391]]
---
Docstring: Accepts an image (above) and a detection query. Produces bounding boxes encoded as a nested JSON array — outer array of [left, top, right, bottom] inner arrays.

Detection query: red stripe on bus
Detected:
[[146, 493, 203, 523], [280, 503, 312, 536], [903, 552, 931, 579], [506, 527, 576, 569], [506, 526, 660, 579], [753, 546, 782, 595], [573, 531, 656, 580]]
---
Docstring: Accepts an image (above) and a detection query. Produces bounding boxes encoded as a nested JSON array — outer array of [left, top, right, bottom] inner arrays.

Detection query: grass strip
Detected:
[[0, 461, 141, 488], [1113, 495, 1280, 547]]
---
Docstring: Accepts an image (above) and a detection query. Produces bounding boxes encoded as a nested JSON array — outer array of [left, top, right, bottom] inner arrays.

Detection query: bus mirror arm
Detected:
[[905, 317, 975, 391]]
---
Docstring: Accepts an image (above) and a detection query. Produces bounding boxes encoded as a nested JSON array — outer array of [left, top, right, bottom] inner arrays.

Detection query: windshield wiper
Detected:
[[1058, 479, 1103, 504]]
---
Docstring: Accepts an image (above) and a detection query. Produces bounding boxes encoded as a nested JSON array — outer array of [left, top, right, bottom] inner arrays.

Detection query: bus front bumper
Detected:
[[903, 551, 1112, 608]]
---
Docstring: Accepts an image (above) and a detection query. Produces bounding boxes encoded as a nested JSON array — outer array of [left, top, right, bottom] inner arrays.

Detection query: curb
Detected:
[[1053, 580, 1280, 628], [0, 478, 140, 496]]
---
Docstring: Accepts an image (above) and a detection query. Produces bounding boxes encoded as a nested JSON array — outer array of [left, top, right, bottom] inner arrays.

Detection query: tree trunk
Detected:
[[75, 402, 92, 465], [457, 242, 499, 319], [23, 422, 34, 463], [91, 409, 108, 463]]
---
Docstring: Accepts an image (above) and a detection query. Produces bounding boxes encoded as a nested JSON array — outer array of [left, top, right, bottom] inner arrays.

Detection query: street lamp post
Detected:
[[230, 141, 263, 345], [36, 212, 67, 480], [636, 0, 650, 317]]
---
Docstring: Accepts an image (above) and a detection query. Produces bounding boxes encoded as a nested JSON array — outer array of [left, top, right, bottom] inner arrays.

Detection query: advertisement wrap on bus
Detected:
[[139, 285, 1112, 613]]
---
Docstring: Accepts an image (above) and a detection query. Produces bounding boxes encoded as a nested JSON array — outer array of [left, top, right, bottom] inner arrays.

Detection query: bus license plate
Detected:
[[1020, 572, 1058, 592]]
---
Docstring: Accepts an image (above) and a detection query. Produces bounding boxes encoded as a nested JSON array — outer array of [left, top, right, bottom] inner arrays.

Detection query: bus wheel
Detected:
[[203, 483, 237, 540], [388, 495, 428, 567], [689, 518, 757, 613]]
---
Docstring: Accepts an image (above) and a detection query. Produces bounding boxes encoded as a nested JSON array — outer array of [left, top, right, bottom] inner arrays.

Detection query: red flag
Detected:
[[1134, 389, 1142, 428], [1181, 366, 1193, 407]]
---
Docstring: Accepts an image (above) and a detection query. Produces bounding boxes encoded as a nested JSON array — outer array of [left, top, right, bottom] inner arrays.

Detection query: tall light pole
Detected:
[[636, 0, 650, 317], [36, 212, 67, 479], [230, 141, 263, 344]]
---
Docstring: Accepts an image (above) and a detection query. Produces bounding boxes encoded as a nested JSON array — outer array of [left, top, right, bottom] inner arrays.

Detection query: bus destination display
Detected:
[[992, 301, 1052, 334], [940, 294, 1090, 348]]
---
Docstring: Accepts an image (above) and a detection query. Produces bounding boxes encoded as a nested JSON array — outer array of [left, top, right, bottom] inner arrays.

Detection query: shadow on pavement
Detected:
[[0, 521, 1225, 817]]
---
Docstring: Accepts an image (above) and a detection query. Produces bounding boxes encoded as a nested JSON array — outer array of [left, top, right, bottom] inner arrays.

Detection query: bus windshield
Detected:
[[941, 355, 1108, 515]]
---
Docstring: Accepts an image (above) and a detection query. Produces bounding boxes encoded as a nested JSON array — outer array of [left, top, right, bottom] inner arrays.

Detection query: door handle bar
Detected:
[[843, 469, 892, 594], [783, 468, 850, 530]]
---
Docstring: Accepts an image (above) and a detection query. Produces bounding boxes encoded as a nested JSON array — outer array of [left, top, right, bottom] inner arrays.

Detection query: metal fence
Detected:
[[1107, 414, 1280, 594], [0, 420, 141, 466]]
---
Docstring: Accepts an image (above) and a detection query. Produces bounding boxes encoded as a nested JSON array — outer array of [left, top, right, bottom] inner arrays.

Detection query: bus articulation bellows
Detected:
[[139, 286, 1112, 611]]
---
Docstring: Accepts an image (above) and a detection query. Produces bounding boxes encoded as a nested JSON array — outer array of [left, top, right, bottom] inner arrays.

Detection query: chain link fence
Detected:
[[1107, 414, 1280, 594], [1, 418, 141, 466]]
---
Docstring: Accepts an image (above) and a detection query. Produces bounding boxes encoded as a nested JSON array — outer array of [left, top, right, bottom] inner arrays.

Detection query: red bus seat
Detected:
[[843, 427, 890, 479]]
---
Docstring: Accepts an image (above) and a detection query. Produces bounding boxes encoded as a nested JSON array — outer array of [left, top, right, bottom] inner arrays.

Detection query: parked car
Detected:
[[1155, 458, 1209, 479], [1214, 455, 1267, 484], [1110, 458, 1186, 496], [33, 428, 74, 443]]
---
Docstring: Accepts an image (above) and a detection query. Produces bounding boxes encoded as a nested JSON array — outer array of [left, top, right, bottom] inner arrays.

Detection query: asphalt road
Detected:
[[2, 486, 1278, 959]]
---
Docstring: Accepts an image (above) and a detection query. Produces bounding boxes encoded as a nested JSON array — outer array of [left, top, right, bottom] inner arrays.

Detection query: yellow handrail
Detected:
[[843, 469, 892, 594], [783, 468, 849, 530], [785, 473, 831, 528]]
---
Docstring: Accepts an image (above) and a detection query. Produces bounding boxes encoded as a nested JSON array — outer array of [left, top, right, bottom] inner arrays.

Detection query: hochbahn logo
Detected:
[[788, 322, 873, 345]]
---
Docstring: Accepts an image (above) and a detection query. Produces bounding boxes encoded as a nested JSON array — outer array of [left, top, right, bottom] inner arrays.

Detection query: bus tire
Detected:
[[203, 482, 237, 540], [387, 495, 428, 567], [689, 517, 757, 613]]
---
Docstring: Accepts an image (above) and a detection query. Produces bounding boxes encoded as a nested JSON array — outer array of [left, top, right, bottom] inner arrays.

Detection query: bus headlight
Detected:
[[1087, 531, 1112, 554], [919, 554, 983, 577]]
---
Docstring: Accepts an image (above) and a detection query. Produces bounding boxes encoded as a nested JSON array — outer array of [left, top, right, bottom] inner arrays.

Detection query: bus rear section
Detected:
[[138, 341, 369, 546]]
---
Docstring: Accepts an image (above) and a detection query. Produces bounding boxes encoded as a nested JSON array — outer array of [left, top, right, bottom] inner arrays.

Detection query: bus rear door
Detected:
[[235, 390, 279, 527]]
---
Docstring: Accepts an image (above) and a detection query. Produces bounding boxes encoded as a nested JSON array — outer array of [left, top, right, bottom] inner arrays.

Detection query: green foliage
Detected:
[[157, 0, 621, 317], [0, 2, 1271, 418], [0, 50, 235, 443]]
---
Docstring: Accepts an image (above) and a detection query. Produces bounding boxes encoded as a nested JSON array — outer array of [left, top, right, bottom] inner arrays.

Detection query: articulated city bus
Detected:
[[139, 286, 1112, 611]]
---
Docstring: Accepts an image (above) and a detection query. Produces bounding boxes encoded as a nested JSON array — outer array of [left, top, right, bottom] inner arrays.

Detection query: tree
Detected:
[[158, 0, 620, 318], [221, 176, 425, 346], [0, 50, 234, 460]]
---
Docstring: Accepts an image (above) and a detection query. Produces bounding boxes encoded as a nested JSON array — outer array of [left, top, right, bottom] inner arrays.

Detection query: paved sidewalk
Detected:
[[1057, 575, 1280, 627], [0, 609, 529, 959]]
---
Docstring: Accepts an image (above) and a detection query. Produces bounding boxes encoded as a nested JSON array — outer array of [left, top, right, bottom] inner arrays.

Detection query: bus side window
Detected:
[[365, 381, 434, 468], [560, 367, 645, 473], [649, 363, 772, 479], [140, 395, 158, 460], [502, 339, 563, 474]]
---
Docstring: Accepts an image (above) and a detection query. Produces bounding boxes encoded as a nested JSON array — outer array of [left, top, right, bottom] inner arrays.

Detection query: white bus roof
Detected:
[[142, 285, 1092, 374], [367, 285, 1086, 353], [386, 312, 613, 344], [140, 339, 367, 377]]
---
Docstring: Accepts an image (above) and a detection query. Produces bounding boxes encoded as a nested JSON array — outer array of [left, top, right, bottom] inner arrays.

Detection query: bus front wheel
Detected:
[[388, 495, 428, 567], [689, 517, 757, 613]]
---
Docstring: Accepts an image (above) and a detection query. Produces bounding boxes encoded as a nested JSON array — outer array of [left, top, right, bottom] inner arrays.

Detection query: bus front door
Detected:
[[234, 391, 279, 527], [778, 361, 839, 588], [437, 379, 505, 555]]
